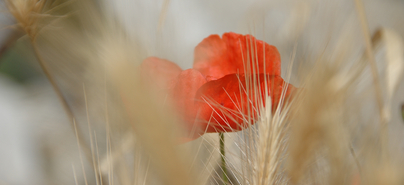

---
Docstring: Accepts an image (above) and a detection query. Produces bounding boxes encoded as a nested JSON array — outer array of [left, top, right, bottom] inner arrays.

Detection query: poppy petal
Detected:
[[195, 74, 295, 133], [193, 32, 281, 79], [170, 69, 208, 139], [140, 57, 182, 91]]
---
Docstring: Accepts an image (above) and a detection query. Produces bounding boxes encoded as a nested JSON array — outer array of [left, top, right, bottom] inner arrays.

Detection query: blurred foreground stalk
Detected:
[[5, 0, 94, 165]]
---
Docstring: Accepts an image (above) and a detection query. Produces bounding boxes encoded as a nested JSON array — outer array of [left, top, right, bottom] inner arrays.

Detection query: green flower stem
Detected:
[[220, 132, 228, 184], [401, 104, 404, 122]]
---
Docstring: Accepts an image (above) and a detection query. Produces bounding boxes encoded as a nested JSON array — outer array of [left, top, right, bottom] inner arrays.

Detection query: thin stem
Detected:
[[349, 144, 362, 177], [354, 0, 385, 125], [401, 103, 404, 122], [354, 0, 389, 163], [30, 40, 94, 165], [220, 132, 228, 185]]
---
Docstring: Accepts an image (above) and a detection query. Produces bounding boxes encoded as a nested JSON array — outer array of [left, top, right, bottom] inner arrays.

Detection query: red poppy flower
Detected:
[[195, 74, 295, 132], [140, 32, 295, 140], [193, 33, 281, 79]]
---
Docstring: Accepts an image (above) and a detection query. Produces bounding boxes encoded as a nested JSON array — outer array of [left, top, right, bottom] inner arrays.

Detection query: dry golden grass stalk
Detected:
[[375, 28, 404, 124], [358, 28, 404, 185], [284, 27, 404, 185], [5, 0, 46, 39], [251, 98, 291, 185], [354, 0, 384, 126], [5, 0, 96, 167], [103, 30, 200, 184], [287, 60, 354, 185]]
